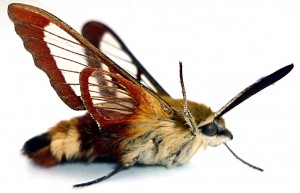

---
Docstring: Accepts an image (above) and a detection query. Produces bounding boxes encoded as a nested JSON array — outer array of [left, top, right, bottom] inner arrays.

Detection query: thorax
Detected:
[[120, 118, 205, 167]]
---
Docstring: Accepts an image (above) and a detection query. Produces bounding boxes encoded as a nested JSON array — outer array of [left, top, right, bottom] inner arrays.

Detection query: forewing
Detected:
[[8, 4, 98, 109], [82, 21, 170, 96], [8, 3, 174, 125]]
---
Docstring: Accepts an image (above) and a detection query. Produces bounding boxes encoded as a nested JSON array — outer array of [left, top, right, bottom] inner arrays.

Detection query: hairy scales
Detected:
[[119, 97, 215, 167], [23, 98, 216, 168], [120, 118, 204, 167]]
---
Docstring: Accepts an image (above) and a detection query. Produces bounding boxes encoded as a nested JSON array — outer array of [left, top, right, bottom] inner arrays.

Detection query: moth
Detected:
[[8, 3, 293, 187]]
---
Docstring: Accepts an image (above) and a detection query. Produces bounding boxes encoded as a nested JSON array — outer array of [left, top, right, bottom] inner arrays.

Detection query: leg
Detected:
[[73, 164, 131, 187]]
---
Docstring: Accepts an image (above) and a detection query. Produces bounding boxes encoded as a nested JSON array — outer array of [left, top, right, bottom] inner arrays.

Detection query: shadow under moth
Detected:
[[8, 3, 293, 187]]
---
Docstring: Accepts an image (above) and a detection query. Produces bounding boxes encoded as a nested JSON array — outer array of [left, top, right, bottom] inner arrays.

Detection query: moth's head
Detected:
[[185, 101, 233, 147], [178, 62, 292, 171], [198, 114, 233, 147]]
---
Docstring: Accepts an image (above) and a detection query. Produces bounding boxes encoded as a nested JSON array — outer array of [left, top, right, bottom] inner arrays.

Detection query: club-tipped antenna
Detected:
[[216, 64, 294, 118]]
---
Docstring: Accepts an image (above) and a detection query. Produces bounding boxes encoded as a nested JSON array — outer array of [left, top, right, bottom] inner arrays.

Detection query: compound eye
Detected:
[[201, 122, 218, 136]]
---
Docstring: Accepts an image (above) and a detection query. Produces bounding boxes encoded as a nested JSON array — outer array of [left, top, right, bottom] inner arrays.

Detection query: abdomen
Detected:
[[23, 113, 121, 167]]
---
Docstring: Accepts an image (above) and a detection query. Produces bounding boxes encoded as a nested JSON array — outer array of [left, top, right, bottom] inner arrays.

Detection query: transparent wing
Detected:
[[8, 3, 173, 121], [80, 67, 172, 126], [82, 21, 170, 97]]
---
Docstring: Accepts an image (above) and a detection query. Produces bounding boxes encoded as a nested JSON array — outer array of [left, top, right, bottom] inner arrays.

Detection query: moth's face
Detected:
[[200, 119, 233, 147]]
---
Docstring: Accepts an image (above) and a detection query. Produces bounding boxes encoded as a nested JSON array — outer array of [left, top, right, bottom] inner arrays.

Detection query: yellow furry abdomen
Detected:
[[49, 119, 82, 161]]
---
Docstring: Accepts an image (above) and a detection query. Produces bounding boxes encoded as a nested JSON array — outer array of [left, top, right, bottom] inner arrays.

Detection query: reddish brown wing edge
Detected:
[[8, 4, 84, 110], [8, 3, 174, 125], [80, 67, 164, 126], [8, 3, 134, 110], [81, 21, 170, 97]]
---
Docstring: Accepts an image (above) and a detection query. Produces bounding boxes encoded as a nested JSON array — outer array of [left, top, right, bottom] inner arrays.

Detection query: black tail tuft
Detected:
[[22, 133, 51, 156]]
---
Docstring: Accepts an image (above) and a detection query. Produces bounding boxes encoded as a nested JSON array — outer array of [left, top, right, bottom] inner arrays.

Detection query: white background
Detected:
[[1, 0, 299, 192]]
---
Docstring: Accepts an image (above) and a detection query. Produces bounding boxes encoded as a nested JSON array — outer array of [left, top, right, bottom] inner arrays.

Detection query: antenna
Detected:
[[224, 143, 263, 171]]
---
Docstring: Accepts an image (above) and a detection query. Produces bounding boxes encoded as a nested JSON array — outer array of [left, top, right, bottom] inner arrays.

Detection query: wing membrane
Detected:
[[80, 68, 136, 125], [14, 22, 86, 109], [82, 21, 170, 96], [80, 67, 173, 126], [8, 3, 173, 126]]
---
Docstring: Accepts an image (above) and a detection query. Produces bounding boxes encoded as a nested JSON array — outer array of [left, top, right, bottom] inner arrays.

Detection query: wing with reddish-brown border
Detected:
[[79, 67, 172, 127], [8, 3, 173, 127], [82, 21, 170, 97]]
